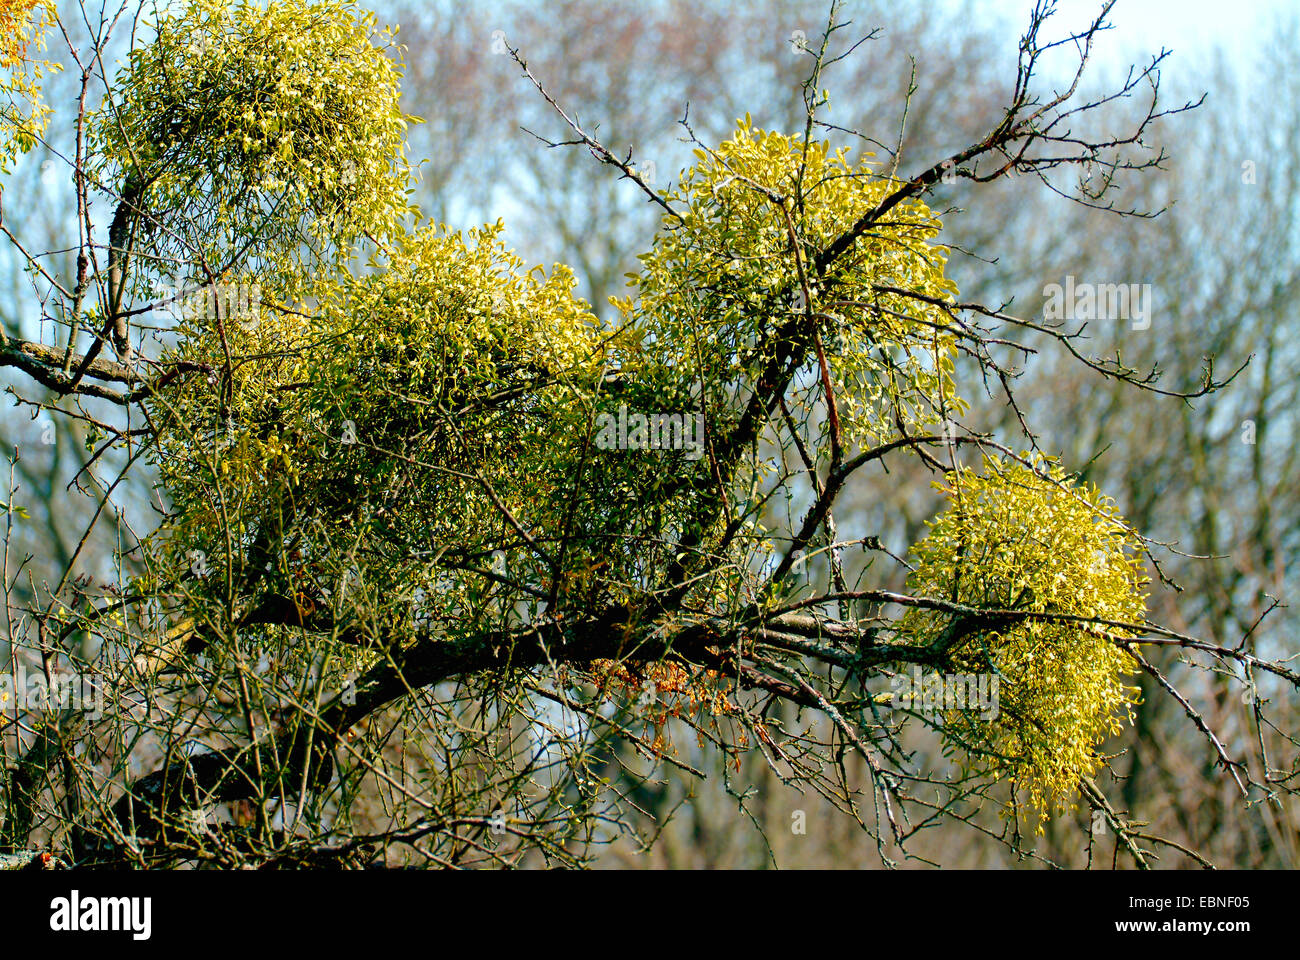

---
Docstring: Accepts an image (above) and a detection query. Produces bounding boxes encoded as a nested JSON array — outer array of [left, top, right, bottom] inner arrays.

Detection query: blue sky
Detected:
[[1001, 0, 1293, 64]]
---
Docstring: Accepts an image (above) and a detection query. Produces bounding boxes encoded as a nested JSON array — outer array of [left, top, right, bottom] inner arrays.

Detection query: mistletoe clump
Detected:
[[0, 0, 56, 173], [89, 0, 416, 283], [145, 220, 604, 649], [903, 455, 1149, 816], [624, 115, 966, 451]]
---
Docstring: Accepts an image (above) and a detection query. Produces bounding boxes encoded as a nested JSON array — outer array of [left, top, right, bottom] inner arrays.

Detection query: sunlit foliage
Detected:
[[0, 0, 55, 173], [625, 115, 965, 455], [903, 455, 1149, 815], [89, 0, 416, 290]]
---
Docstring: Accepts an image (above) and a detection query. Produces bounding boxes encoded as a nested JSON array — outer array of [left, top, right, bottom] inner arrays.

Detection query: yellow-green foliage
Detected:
[[624, 116, 965, 451], [130, 40, 1154, 828], [147, 221, 602, 629], [903, 455, 1149, 816], [0, 0, 57, 174], [90, 0, 415, 284]]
